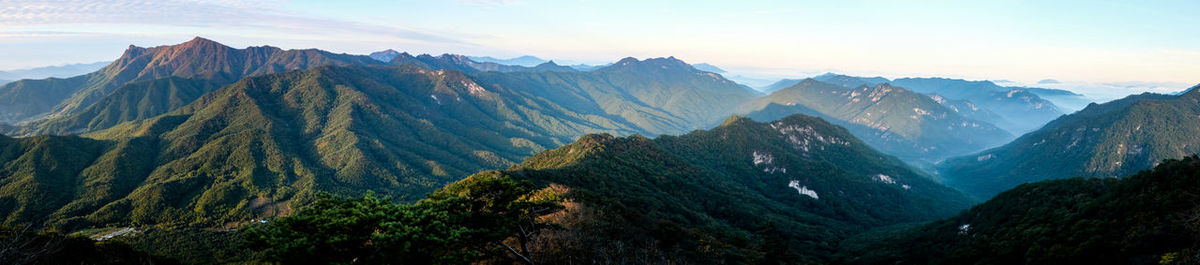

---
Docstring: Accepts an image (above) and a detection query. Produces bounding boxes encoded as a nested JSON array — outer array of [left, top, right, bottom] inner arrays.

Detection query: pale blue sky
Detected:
[[1, 0, 1196, 93]]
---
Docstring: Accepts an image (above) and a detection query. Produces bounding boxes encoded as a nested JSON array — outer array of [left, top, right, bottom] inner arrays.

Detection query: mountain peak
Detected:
[[646, 56, 688, 65], [615, 57, 640, 65], [179, 36, 223, 48], [796, 78, 823, 86], [605, 56, 695, 72], [718, 115, 753, 127], [369, 49, 402, 62]]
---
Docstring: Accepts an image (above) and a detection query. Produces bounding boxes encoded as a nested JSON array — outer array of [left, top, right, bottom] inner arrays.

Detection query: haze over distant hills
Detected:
[[467, 55, 548, 67], [939, 84, 1200, 199], [768, 74, 1074, 135], [739, 78, 1012, 166], [0, 62, 109, 81]]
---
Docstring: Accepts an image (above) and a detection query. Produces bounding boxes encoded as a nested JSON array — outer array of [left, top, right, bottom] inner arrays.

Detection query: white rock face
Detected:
[[874, 174, 911, 189], [977, 154, 994, 161], [958, 224, 971, 235], [754, 151, 786, 173], [788, 180, 819, 199], [771, 122, 849, 152], [463, 80, 487, 96], [874, 174, 895, 184], [753, 151, 773, 165]]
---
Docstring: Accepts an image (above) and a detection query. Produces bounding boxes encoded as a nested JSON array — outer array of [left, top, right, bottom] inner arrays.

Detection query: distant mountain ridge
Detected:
[[473, 56, 758, 134], [775, 74, 1067, 134], [466, 55, 547, 67], [0, 62, 108, 81], [939, 84, 1200, 199], [691, 63, 726, 73], [739, 79, 1012, 165], [888, 77, 1065, 133], [368, 49, 401, 62]]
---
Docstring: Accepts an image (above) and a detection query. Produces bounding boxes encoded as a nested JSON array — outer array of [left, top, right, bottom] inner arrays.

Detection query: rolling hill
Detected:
[[840, 155, 1200, 265], [490, 114, 974, 263]]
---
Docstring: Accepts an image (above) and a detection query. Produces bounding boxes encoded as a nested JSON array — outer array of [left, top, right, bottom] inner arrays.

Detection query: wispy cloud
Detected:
[[0, 0, 473, 46]]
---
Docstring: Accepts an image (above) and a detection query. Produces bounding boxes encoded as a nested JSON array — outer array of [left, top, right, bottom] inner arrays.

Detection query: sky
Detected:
[[0, 0, 1196, 97]]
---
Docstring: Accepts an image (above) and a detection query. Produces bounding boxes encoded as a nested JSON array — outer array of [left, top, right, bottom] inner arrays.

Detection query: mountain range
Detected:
[[889, 77, 1068, 134], [5, 39, 752, 137], [0, 61, 109, 81], [466, 55, 549, 67], [766, 74, 1074, 135], [738, 79, 1012, 165], [4, 36, 1194, 264], [939, 85, 1200, 199], [0, 38, 760, 230]]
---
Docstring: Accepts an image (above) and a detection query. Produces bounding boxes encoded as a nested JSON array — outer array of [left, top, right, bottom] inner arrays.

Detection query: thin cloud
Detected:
[[0, 0, 473, 46]]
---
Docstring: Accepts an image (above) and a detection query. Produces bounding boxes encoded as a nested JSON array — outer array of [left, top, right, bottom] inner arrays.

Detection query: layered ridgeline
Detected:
[[737, 79, 1012, 165], [9, 38, 752, 137], [761, 74, 891, 95], [389, 52, 578, 74], [772, 74, 1070, 134], [0, 61, 108, 80], [840, 155, 1200, 265], [939, 85, 1200, 199], [0, 64, 662, 229], [0, 37, 383, 125], [484, 115, 973, 263], [889, 77, 1068, 133], [473, 57, 758, 134]]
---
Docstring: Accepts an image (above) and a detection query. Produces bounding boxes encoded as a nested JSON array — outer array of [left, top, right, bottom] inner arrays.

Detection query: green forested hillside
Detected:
[[592, 57, 757, 129], [14, 77, 220, 135], [840, 155, 1200, 265], [484, 115, 973, 263], [739, 79, 1012, 164], [0, 64, 656, 230], [0, 37, 762, 233], [940, 86, 1200, 199]]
